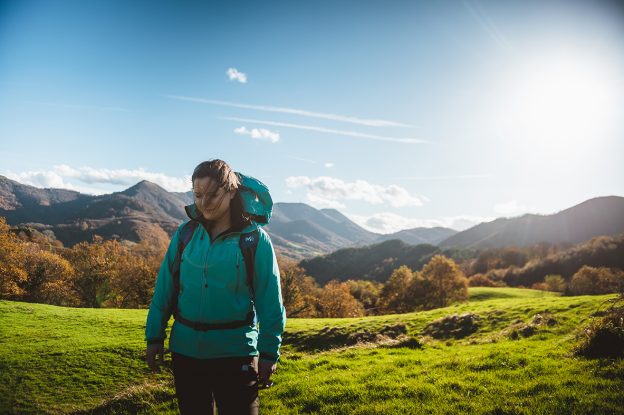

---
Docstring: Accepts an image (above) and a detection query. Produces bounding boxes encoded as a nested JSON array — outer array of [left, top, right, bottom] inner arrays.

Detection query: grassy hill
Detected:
[[1, 288, 623, 414]]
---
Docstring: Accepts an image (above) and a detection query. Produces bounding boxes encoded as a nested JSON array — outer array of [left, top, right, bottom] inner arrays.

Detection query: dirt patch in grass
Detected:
[[423, 313, 481, 339], [283, 323, 411, 352], [506, 313, 558, 340]]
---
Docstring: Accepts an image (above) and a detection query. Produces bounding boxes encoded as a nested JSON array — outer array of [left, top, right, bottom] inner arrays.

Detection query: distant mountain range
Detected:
[[1, 175, 623, 260], [0, 176, 455, 259], [439, 196, 624, 249]]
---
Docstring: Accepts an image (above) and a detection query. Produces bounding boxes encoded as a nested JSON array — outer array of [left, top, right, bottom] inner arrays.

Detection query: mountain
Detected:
[[0, 176, 186, 247], [265, 203, 379, 258], [439, 196, 624, 249], [8, 177, 621, 260]]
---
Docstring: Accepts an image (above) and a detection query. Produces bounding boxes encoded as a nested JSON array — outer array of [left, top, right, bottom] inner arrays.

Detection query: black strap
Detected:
[[239, 230, 260, 302], [175, 310, 255, 331], [169, 220, 199, 318]]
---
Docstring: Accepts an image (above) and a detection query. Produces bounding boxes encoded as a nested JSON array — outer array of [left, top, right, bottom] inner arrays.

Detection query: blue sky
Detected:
[[1, 0, 623, 233]]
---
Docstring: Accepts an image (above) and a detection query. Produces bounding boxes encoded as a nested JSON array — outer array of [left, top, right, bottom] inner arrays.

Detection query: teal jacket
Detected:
[[145, 207, 286, 363]]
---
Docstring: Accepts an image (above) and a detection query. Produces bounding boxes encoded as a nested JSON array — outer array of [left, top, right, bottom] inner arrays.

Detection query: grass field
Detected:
[[1, 287, 623, 414]]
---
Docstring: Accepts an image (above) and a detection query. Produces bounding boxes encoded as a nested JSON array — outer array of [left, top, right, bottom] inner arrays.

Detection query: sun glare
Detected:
[[497, 53, 618, 156]]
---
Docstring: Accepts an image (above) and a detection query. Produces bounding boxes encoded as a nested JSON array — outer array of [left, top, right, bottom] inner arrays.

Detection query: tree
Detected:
[[63, 237, 121, 307], [420, 255, 468, 308], [21, 243, 76, 305], [104, 253, 154, 308], [278, 256, 318, 317], [544, 274, 566, 292], [378, 265, 415, 313], [345, 279, 382, 314], [0, 217, 27, 300], [569, 266, 624, 295], [468, 273, 498, 287], [317, 280, 365, 318]]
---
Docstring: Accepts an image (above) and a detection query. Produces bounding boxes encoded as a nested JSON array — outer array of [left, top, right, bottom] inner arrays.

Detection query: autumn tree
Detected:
[[0, 217, 27, 299], [420, 255, 468, 308], [63, 236, 123, 307], [277, 256, 321, 317], [317, 280, 365, 318], [345, 279, 382, 314], [569, 266, 624, 295], [544, 274, 566, 292], [104, 253, 154, 308], [468, 273, 498, 287], [378, 265, 416, 313], [21, 243, 77, 305]]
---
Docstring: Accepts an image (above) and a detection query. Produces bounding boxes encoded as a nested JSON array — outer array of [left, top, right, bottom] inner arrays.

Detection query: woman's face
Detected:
[[192, 177, 235, 222]]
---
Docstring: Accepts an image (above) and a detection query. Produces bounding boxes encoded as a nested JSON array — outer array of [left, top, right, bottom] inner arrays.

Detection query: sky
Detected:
[[1, 0, 623, 234]]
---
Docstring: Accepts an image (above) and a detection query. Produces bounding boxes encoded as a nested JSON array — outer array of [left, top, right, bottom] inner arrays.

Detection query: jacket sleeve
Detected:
[[253, 229, 287, 363], [144, 226, 182, 345]]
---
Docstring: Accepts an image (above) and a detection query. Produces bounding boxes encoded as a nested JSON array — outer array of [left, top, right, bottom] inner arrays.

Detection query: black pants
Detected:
[[172, 352, 259, 415]]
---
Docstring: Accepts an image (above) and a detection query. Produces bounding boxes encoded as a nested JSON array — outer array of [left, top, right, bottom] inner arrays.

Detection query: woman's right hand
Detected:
[[146, 342, 165, 373]]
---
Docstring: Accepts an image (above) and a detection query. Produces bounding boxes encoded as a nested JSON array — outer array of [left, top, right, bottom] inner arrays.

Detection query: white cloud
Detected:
[[234, 126, 280, 143], [166, 96, 415, 128], [226, 67, 247, 83], [493, 200, 531, 216], [306, 193, 346, 209], [347, 212, 493, 234], [221, 117, 428, 144], [324, 162, 334, 168], [4, 165, 191, 195], [286, 176, 425, 208]]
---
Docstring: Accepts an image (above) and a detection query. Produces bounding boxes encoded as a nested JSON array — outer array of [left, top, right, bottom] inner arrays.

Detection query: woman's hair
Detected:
[[191, 159, 249, 229]]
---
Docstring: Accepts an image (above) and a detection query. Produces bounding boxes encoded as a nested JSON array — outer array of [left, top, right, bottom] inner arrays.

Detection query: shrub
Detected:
[[575, 295, 624, 358], [569, 266, 624, 295], [468, 273, 497, 287], [544, 274, 566, 292]]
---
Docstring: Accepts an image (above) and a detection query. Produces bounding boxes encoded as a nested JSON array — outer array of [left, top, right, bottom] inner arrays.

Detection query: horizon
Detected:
[[1, 0, 623, 234]]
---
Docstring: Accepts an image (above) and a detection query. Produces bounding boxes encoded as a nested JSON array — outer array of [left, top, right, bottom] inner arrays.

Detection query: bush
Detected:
[[544, 274, 566, 292], [468, 273, 497, 287], [575, 295, 624, 358], [569, 266, 624, 295]]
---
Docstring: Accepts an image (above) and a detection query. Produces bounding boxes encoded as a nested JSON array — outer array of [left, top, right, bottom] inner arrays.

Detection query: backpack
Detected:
[[168, 173, 272, 331]]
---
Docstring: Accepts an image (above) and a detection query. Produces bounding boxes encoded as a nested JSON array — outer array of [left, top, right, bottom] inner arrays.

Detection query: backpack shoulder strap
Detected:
[[239, 229, 260, 301], [169, 220, 199, 315]]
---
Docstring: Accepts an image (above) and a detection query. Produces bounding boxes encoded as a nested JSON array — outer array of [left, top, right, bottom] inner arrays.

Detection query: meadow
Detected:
[[1, 287, 622, 414]]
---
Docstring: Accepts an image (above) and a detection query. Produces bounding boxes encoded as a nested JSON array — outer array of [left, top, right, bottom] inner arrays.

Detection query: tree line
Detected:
[[0, 217, 469, 316], [2, 216, 621, 317]]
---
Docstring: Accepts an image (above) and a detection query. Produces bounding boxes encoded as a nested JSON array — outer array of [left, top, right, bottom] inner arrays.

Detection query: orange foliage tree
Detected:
[[0, 217, 27, 299], [21, 244, 77, 305], [317, 280, 365, 318], [420, 254, 469, 308], [378, 265, 416, 313]]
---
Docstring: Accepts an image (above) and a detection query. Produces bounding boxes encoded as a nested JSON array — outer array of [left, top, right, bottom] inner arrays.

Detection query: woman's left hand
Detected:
[[258, 359, 277, 387]]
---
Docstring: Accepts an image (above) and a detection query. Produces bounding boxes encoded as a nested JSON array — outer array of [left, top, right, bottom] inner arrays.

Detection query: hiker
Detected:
[[145, 159, 286, 415]]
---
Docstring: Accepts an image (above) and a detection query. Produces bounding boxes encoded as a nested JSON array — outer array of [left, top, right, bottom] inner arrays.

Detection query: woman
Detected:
[[145, 159, 286, 415]]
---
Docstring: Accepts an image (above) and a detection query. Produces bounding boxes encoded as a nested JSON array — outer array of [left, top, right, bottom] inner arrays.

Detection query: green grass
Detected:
[[1, 288, 623, 414]]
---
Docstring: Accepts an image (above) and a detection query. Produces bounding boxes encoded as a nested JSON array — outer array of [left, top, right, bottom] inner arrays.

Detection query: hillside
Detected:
[[1, 289, 622, 414], [299, 239, 460, 285], [440, 196, 624, 249]]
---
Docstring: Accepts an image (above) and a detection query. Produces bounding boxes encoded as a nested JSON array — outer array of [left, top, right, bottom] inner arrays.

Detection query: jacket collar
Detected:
[[184, 203, 258, 236]]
